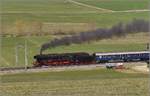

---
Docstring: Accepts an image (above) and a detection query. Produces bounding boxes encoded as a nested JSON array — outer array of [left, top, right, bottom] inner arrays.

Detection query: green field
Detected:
[[0, 69, 149, 96], [1, 0, 97, 12], [2, 12, 149, 26], [1, 0, 149, 35], [2, 0, 149, 11], [75, 0, 149, 11]]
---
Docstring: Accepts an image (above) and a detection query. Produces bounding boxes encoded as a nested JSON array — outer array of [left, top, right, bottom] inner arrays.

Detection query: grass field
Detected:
[[1, 0, 149, 32], [1, 0, 98, 12], [2, 12, 149, 26], [1, 0, 149, 35], [2, 0, 149, 11], [0, 69, 149, 96], [75, 0, 149, 11]]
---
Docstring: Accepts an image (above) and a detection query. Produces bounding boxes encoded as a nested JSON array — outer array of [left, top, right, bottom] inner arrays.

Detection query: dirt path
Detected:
[[67, 0, 114, 12], [114, 9, 150, 13], [1, 9, 149, 14], [131, 65, 149, 73], [0, 64, 105, 75], [0, 11, 100, 14], [67, 0, 150, 13]]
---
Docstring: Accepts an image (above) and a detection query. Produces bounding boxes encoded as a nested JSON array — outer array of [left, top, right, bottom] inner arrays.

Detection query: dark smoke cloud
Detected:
[[40, 19, 149, 54]]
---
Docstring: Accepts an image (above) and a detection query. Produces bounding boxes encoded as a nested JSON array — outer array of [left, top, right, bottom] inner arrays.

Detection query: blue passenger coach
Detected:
[[94, 51, 149, 63]]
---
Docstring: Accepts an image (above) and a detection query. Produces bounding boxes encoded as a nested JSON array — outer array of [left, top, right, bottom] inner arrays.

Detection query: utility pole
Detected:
[[0, 37, 1, 65], [15, 45, 18, 66], [146, 43, 149, 50], [149, 40, 150, 96], [149, 18, 150, 96], [0, 0, 2, 66], [24, 40, 28, 70], [15, 44, 24, 67]]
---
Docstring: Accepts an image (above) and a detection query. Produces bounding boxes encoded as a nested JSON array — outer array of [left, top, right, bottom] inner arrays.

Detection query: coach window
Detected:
[[124, 54, 126, 57], [108, 55, 111, 58], [120, 54, 122, 57], [99, 56, 102, 58], [103, 55, 106, 58]]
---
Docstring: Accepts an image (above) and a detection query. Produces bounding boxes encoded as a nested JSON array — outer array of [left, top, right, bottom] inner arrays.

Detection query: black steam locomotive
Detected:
[[33, 52, 95, 67]]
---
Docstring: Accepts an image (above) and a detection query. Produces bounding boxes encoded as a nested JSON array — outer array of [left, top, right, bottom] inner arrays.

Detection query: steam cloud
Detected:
[[40, 19, 149, 54]]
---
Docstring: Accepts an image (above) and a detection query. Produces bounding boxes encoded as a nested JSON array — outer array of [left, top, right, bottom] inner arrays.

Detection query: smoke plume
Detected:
[[40, 19, 149, 54]]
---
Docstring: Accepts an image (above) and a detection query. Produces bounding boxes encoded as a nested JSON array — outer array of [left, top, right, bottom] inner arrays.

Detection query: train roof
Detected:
[[34, 52, 90, 59], [95, 51, 149, 56], [36, 52, 89, 56]]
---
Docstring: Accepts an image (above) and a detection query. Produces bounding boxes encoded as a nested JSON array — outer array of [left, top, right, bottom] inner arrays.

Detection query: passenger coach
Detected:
[[94, 51, 149, 63]]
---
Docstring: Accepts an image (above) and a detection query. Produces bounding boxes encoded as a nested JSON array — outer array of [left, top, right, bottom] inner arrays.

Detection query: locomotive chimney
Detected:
[[40, 49, 43, 55], [146, 43, 149, 50]]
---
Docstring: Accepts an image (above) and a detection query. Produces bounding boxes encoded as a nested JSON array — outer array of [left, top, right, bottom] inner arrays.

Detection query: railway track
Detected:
[[0, 64, 105, 74], [0, 66, 34, 71], [0, 62, 148, 74]]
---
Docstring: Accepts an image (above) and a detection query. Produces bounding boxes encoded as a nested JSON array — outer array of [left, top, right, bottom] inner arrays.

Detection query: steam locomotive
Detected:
[[33, 51, 149, 67], [33, 52, 95, 67]]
